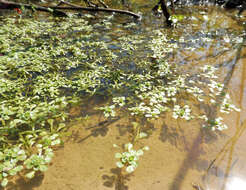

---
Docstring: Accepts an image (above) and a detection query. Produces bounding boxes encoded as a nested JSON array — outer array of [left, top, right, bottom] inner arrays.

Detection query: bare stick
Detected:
[[0, 0, 140, 19], [83, 0, 97, 7], [160, 0, 172, 26], [48, 2, 141, 19], [98, 0, 108, 8], [0, 0, 68, 17], [152, 0, 161, 12], [59, 0, 81, 8]]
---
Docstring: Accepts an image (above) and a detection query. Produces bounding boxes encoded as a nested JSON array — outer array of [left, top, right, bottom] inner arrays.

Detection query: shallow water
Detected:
[[2, 2, 246, 190]]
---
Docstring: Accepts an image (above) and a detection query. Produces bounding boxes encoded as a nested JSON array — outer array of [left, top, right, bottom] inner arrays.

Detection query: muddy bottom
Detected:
[[6, 76, 246, 190]]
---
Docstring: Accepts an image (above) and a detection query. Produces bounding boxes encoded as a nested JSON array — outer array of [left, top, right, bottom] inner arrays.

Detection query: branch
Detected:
[[0, 0, 68, 17], [152, 0, 173, 26], [98, 0, 108, 8], [48, 1, 141, 19], [0, 0, 140, 19], [160, 0, 172, 26], [83, 0, 97, 7]]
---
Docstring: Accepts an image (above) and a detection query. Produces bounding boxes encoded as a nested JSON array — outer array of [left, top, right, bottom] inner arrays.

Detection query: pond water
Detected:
[[1, 1, 246, 190]]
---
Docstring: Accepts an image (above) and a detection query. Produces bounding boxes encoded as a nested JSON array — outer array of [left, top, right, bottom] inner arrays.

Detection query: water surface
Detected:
[[2, 2, 246, 190]]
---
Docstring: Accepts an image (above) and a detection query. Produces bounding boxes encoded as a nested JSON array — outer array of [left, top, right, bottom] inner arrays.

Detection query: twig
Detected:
[[152, 0, 172, 25], [152, 0, 161, 13], [238, 0, 246, 15], [170, 0, 175, 12], [0, 0, 68, 17], [0, 0, 140, 19], [59, 0, 81, 8], [153, 0, 175, 12], [98, 0, 108, 8], [160, 0, 172, 26], [192, 183, 204, 190], [83, 0, 97, 7], [48, 3, 141, 19]]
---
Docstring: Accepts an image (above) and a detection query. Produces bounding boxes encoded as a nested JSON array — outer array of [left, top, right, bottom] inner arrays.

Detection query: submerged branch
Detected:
[[98, 0, 108, 8], [0, 0, 68, 17], [0, 0, 140, 19], [49, 2, 141, 19], [152, 0, 172, 26], [160, 0, 172, 26]]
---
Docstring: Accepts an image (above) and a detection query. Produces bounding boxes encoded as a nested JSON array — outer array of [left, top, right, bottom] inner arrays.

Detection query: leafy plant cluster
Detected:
[[114, 143, 149, 173], [101, 30, 240, 131], [0, 132, 60, 186], [0, 12, 241, 185], [0, 17, 114, 186]]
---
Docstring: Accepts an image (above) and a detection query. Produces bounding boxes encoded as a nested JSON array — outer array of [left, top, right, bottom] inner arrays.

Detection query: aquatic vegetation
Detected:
[[169, 14, 185, 25], [115, 143, 149, 173], [200, 65, 218, 79], [0, 10, 241, 185], [0, 146, 26, 187], [98, 105, 116, 118], [220, 94, 240, 114], [203, 117, 228, 131], [0, 17, 100, 186], [172, 105, 192, 120]]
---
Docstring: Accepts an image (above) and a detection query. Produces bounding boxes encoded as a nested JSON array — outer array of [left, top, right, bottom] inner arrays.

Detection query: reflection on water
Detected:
[[204, 39, 246, 190], [225, 177, 246, 190], [205, 120, 246, 190]]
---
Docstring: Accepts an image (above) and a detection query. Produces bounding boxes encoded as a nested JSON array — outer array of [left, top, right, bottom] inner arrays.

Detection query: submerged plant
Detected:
[[203, 117, 228, 131], [220, 94, 240, 114], [0, 11, 241, 186], [172, 105, 192, 120], [115, 143, 149, 173], [0, 146, 26, 187], [98, 105, 116, 118]]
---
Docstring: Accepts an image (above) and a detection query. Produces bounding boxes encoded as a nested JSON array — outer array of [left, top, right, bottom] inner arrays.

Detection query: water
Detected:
[[2, 2, 246, 190]]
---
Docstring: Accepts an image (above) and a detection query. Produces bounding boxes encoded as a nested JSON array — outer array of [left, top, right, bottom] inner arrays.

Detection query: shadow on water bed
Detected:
[[1, 2, 246, 190]]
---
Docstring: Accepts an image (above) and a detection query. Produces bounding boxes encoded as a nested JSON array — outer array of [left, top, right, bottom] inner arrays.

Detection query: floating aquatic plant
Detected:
[[115, 143, 149, 173], [0, 12, 241, 185], [220, 94, 240, 114], [203, 117, 228, 131], [172, 105, 192, 120]]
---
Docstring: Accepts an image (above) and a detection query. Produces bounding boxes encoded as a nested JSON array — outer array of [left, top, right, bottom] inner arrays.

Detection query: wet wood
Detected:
[[0, 0, 140, 19], [49, 2, 141, 19], [192, 183, 204, 190], [160, 0, 172, 26], [152, 0, 172, 26], [0, 0, 68, 17]]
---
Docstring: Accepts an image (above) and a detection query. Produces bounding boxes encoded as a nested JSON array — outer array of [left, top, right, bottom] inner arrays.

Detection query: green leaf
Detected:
[[139, 132, 147, 139], [24, 160, 33, 169], [126, 165, 135, 173], [39, 165, 48, 172], [31, 5, 36, 12], [26, 171, 35, 179], [116, 162, 124, 168], [51, 139, 61, 146], [2, 172, 8, 177], [15, 165, 23, 172], [17, 154, 27, 161], [47, 119, 54, 128], [57, 123, 66, 131], [9, 168, 17, 176], [1, 178, 8, 187], [136, 150, 144, 156], [0, 152, 4, 161], [115, 153, 122, 158], [50, 134, 58, 140], [47, 8, 53, 13]]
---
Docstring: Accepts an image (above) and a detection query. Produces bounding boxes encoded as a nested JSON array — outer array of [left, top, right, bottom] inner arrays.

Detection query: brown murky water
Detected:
[[3, 3, 246, 190]]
